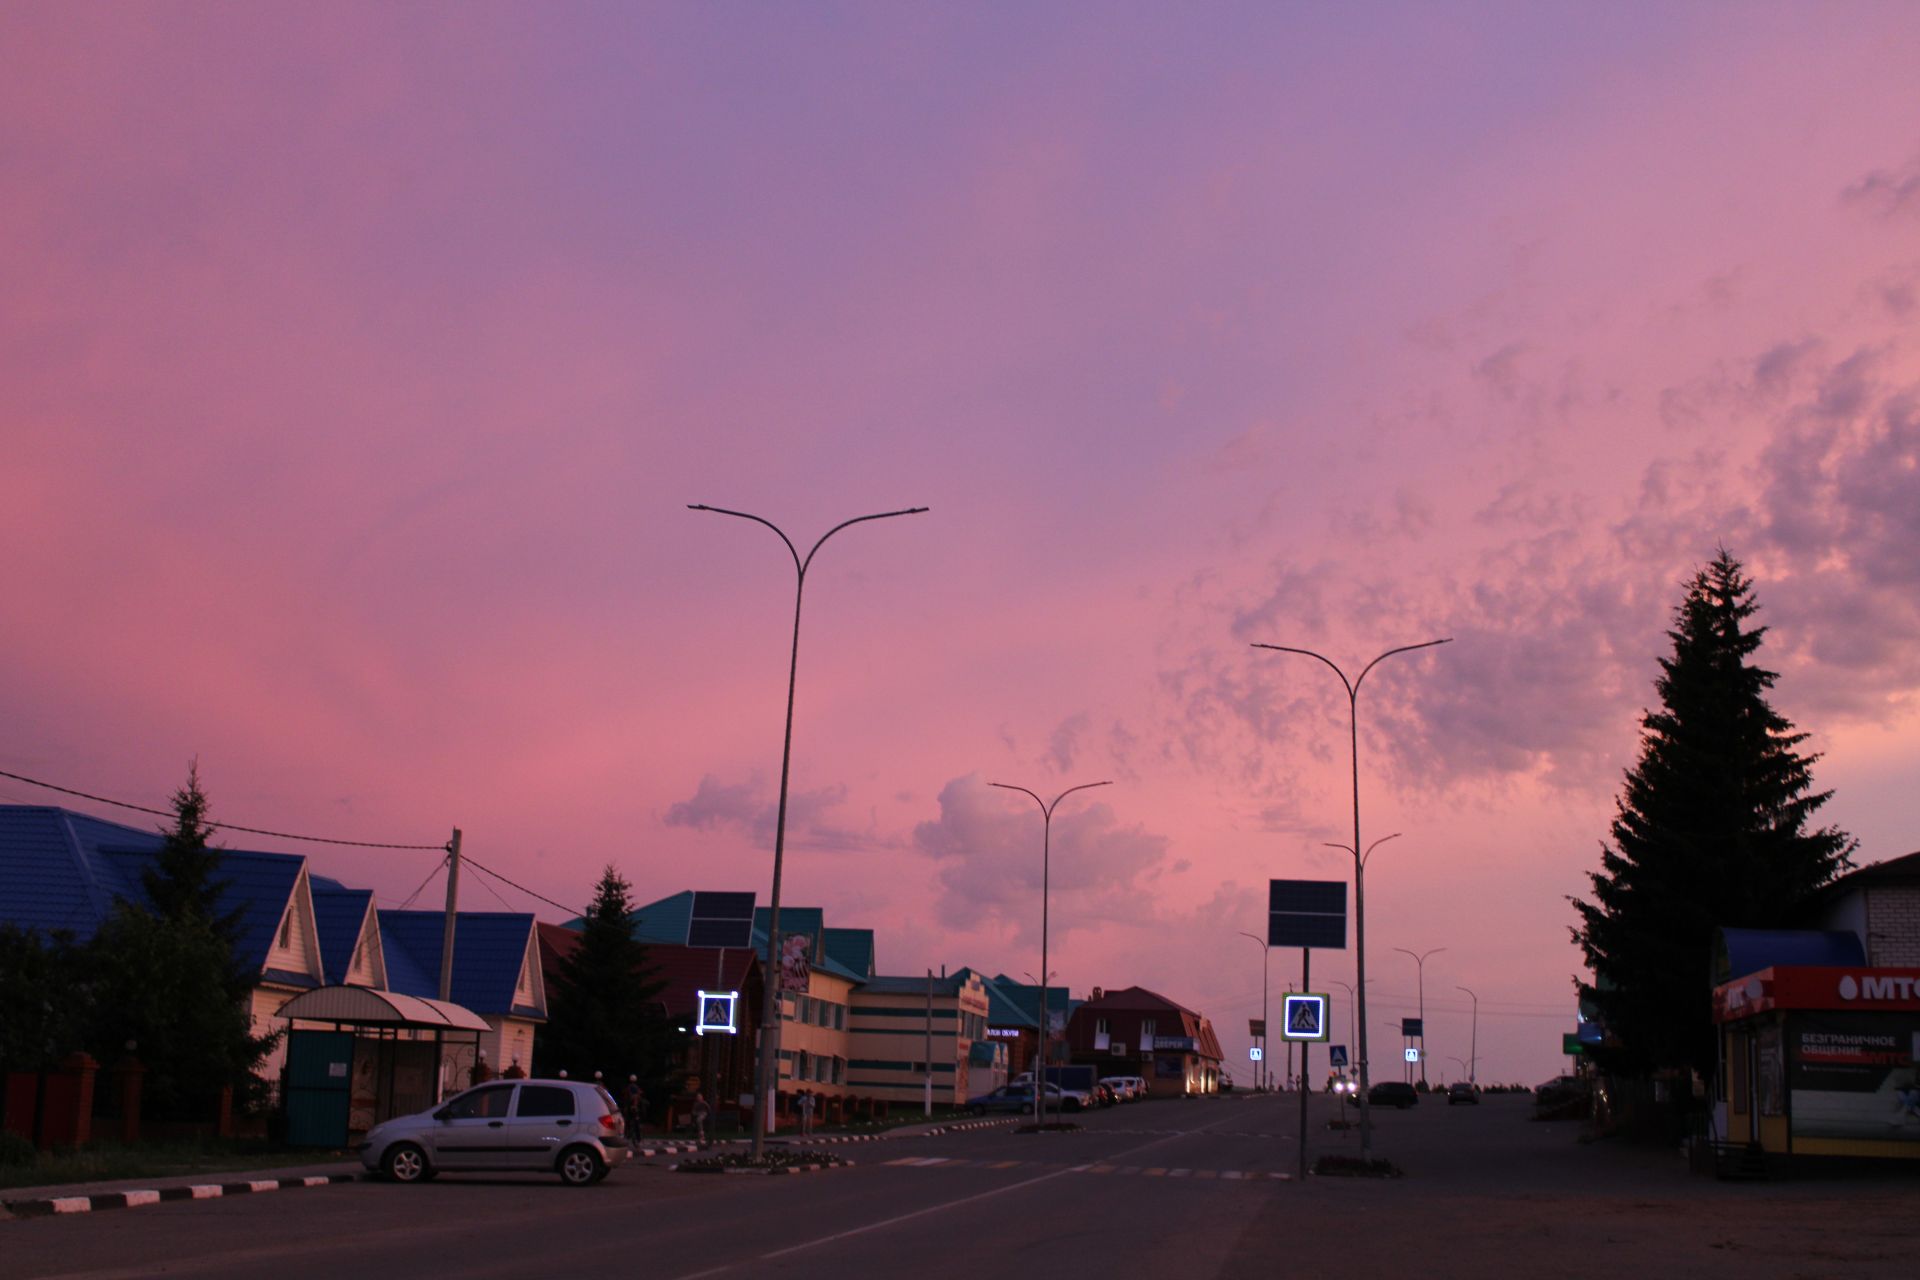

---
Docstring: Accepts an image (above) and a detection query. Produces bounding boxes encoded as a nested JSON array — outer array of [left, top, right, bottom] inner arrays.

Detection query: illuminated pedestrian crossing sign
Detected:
[[1404, 1047, 1421, 1063], [1281, 993, 1330, 1041], [1249, 1047, 1263, 1062], [696, 990, 739, 1036]]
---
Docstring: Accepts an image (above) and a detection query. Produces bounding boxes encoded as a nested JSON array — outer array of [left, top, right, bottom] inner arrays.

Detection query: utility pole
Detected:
[[925, 968, 934, 1118], [438, 828, 462, 1003]]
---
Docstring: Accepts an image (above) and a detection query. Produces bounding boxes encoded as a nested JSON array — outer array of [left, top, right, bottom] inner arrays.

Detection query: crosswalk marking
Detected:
[[884, 1155, 1286, 1183]]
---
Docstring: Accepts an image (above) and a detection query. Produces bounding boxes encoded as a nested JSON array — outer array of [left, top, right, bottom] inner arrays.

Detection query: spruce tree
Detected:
[[1573, 551, 1854, 1078], [538, 867, 671, 1087], [92, 764, 274, 1116]]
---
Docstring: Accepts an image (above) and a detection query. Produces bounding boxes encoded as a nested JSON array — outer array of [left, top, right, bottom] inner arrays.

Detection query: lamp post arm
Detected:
[[1249, 644, 1355, 701], [1352, 637, 1453, 695], [801, 507, 930, 575]]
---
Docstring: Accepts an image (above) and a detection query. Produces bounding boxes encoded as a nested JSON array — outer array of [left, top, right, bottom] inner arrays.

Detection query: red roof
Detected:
[[536, 921, 761, 1018]]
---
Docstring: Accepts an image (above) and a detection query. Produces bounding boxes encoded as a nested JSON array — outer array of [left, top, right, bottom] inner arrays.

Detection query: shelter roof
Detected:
[[276, 984, 489, 1032]]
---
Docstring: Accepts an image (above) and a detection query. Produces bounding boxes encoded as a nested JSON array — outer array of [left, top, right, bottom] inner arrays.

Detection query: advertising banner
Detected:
[[780, 933, 812, 991], [1787, 1010, 1920, 1141]]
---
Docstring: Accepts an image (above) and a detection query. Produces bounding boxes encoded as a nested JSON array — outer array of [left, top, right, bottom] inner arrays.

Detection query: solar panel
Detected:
[[686, 891, 756, 948], [1268, 877, 1348, 949]]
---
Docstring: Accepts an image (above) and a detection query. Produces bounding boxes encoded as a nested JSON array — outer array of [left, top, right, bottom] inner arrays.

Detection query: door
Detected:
[[509, 1083, 582, 1169], [431, 1083, 518, 1168], [285, 1031, 354, 1148]]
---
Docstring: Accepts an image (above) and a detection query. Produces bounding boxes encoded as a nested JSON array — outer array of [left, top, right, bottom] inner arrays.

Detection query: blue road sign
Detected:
[[1329, 1044, 1348, 1068], [1281, 993, 1330, 1041]]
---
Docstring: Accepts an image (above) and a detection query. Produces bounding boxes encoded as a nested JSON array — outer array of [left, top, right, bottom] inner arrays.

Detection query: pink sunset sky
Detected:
[[6, 4, 1920, 1085]]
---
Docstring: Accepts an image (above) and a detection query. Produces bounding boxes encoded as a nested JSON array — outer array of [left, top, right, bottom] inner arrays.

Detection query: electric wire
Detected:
[[395, 854, 450, 910], [463, 854, 583, 919], [0, 768, 449, 850]]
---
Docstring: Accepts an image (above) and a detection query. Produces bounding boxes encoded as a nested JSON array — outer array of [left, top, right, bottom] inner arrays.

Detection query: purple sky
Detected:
[[6, 3, 1920, 1084]]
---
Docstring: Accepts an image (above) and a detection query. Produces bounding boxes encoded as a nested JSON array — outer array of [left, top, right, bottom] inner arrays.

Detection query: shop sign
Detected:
[[1786, 1009, 1920, 1142]]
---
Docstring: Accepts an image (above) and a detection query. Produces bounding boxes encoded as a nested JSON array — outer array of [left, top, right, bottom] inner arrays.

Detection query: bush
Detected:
[[0, 1131, 37, 1167]]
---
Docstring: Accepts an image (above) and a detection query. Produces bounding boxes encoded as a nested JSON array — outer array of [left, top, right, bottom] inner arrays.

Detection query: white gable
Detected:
[[265, 867, 325, 985]]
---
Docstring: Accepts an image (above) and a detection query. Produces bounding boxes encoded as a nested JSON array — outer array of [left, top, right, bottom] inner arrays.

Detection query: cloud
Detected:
[[912, 774, 1171, 943], [664, 772, 892, 853], [1047, 711, 1092, 773], [1843, 154, 1920, 220]]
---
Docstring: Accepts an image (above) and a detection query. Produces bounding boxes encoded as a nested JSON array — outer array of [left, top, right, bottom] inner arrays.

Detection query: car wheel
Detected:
[[558, 1146, 603, 1187], [383, 1142, 430, 1184]]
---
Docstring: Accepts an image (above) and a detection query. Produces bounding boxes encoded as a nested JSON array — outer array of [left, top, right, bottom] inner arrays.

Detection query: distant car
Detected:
[[1220, 1071, 1235, 1093], [1098, 1076, 1136, 1102], [1447, 1082, 1478, 1105], [967, 1083, 1064, 1115], [1366, 1081, 1419, 1109], [360, 1079, 631, 1186], [1092, 1082, 1118, 1107]]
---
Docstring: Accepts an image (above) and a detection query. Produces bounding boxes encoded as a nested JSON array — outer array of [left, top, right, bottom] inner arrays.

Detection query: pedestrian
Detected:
[[691, 1091, 711, 1144], [623, 1074, 646, 1134], [797, 1088, 816, 1137]]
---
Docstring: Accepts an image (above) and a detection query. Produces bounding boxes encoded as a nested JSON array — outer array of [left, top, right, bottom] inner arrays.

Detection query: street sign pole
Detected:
[[1298, 947, 1310, 1181]]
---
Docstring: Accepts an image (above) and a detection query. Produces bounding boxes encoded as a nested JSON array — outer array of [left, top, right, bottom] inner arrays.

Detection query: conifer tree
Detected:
[[1573, 551, 1854, 1077], [538, 867, 671, 1086], [142, 760, 242, 940]]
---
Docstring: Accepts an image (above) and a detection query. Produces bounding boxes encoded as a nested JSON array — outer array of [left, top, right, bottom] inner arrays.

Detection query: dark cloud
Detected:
[[1843, 155, 1920, 220]]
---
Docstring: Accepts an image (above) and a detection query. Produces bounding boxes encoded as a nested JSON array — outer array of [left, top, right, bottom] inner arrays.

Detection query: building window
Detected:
[[1096, 1018, 1109, 1037], [278, 912, 292, 952]]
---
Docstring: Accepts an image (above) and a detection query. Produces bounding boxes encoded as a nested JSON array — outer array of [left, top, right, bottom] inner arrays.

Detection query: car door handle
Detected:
[[488, 1120, 504, 1128], [556, 1120, 571, 1127]]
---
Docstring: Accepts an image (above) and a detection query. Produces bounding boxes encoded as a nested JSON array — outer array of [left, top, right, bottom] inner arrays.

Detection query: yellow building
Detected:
[[848, 972, 991, 1106]]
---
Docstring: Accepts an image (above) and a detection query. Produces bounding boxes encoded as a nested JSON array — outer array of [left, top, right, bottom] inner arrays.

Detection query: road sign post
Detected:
[[1269, 879, 1347, 1183]]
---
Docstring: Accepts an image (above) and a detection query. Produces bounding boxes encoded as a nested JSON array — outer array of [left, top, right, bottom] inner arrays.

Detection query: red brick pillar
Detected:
[[41, 1052, 98, 1148], [217, 1084, 235, 1139]]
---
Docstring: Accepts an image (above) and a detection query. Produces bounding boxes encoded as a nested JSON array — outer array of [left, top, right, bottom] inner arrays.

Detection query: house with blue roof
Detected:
[[0, 805, 330, 1084], [377, 908, 546, 1077]]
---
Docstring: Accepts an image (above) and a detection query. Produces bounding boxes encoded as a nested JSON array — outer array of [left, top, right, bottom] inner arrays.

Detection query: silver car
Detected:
[[360, 1079, 632, 1186]]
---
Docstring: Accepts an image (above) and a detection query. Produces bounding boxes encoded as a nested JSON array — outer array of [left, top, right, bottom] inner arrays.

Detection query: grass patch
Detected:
[[0, 1138, 346, 1191]]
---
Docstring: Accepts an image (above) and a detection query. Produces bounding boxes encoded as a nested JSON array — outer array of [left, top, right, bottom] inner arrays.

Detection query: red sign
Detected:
[[1714, 966, 1920, 1022]]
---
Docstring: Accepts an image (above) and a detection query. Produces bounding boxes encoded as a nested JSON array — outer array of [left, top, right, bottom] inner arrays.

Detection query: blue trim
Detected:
[[848, 1059, 956, 1074]]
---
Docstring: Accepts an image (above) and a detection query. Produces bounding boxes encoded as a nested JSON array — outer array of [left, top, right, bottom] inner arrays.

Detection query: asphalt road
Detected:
[[5, 1092, 1917, 1280]]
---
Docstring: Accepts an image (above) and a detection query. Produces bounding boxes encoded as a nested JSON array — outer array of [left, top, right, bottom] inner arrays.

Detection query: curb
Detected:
[[2, 1173, 360, 1219], [630, 1142, 704, 1157], [674, 1158, 855, 1176]]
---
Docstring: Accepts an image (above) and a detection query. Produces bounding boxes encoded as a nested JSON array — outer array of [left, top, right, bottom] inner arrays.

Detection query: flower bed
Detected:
[[1313, 1154, 1404, 1178], [676, 1148, 849, 1174]]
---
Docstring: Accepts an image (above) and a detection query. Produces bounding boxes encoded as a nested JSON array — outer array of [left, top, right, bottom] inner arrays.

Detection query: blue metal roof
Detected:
[[378, 909, 536, 1015], [1717, 928, 1866, 982], [823, 927, 875, 979], [0, 805, 302, 973], [955, 969, 1038, 1029], [310, 881, 374, 985]]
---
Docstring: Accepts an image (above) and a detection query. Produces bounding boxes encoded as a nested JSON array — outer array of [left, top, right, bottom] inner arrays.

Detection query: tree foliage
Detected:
[[537, 866, 674, 1091], [91, 765, 275, 1116], [1572, 551, 1855, 1078], [0, 925, 90, 1073]]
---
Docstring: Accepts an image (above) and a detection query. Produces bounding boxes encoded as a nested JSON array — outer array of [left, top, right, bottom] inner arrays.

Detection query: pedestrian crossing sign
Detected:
[[1280, 993, 1330, 1042]]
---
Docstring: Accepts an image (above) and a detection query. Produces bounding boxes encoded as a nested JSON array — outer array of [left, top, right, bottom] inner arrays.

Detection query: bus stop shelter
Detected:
[[277, 986, 490, 1147]]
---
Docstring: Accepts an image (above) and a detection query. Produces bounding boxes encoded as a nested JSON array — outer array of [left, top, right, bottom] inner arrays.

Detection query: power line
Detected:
[[395, 854, 450, 911], [464, 854, 582, 919], [0, 767, 449, 851]]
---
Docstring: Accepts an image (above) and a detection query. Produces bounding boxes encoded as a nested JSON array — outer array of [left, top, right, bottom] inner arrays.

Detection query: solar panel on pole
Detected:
[[686, 891, 757, 949]]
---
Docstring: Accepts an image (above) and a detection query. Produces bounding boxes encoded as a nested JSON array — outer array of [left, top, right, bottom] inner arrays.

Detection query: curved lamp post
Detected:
[[1237, 931, 1271, 1091], [1455, 985, 1478, 1084], [1392, 945, 1447, 1087], [992, 780, 1111, 1127], [1252, 637, 1450, 1158], [1332, 977, 1370, 1081], [690, 502, 927, 1159]]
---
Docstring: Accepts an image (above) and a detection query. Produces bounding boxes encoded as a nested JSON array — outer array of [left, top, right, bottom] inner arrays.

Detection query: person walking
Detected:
[[797, 1088, 816, 1137], [622, 1075, 646, 1135], [691, 1091, 711, 1145]]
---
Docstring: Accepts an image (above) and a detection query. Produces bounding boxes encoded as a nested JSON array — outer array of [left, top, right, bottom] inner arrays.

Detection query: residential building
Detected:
[[1066, 985, 1225, 1095]]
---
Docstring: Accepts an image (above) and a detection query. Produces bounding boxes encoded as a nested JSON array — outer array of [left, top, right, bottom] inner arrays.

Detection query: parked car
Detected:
[[966, 1083, 1064, 1115], [1364, 1081, 1419, 1109], [1098, 1076, 1136, 1102], [361, 1079, 631, 1186], [1446, 1082, 1479, 1105], [1092, 1082, 1118, 1107]]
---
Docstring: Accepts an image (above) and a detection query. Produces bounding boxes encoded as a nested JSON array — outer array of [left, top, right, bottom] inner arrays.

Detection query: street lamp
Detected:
[[1392, 946, 1446, 1087], [1332, 977, 1369, 1079], [1237, 931, 1270, 1091], [1251, 637, 1450, 1158], [691, 502, 927, 1160], [1455, 985, 1478, 1085], [992, 780, 1112, 1127]]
